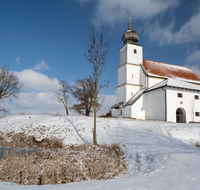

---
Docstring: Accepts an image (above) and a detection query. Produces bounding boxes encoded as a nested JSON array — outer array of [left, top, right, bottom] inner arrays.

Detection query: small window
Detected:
[[134, 49, 137, 54], [177, 93, 182, 98], [195, 112, 200, 116], [195, 95, 199, 100], [131, 92, 133, 96], [132, 75, 133, 78]]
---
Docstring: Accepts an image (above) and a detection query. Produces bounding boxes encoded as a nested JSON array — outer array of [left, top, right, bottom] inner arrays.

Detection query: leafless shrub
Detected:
[[99, 110, 111, 118], [190, 140, 200, 148], [0, 144, 127, 185], [50, 113, 64, 117], [194, 141, 200, 148], [110, 142, 125, 158]]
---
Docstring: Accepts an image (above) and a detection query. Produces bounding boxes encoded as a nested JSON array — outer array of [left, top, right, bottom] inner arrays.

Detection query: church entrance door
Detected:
[[176, 108, 186, 123]]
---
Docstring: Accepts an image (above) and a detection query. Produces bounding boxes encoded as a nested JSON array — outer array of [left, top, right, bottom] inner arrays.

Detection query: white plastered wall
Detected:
[[119, 45, 127, 67], [127, 44, 143, 65], [146, 88, 166, 121], [126, 85, 140, 102], [117, 86, 126, 104], [123, 106, 132, 118], [118, 66, 126, 86], [166, 88, 200, 123], [148, 77, 165, 88], [131, 93, 146, 120], [126, 64, 141, 85], [111, 109, 118, 118], [119, 43, 143, 66], [140, 68, 147, 88], [117, 85, 140, 105]]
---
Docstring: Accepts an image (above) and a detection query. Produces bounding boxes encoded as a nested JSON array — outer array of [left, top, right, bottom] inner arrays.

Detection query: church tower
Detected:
[[116, 15, 144, 106]]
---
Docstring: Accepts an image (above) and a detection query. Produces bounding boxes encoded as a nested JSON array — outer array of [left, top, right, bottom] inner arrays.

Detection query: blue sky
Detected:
[[1, 0, 200, 115]]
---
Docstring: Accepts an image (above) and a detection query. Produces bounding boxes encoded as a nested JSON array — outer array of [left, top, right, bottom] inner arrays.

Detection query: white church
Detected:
[[111, 16, 200, 123]]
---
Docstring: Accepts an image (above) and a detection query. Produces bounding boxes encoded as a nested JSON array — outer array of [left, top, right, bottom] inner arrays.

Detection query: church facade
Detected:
[[111, 16, 200, 123]]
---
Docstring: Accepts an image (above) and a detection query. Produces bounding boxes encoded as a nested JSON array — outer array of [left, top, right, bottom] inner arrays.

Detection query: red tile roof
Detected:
[[143, 59, 200, 82]]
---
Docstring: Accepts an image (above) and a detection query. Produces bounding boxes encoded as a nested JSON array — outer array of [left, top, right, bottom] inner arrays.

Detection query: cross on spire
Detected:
[[128, 14, 132, 30]]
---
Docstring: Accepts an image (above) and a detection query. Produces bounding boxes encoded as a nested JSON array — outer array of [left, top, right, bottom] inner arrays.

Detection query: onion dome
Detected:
[[122, 15, 139, 44]]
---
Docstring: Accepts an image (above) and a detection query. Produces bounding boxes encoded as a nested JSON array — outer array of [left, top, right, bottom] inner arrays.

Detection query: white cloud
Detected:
[[6, 89, 115, 116], [15, 57, 20, 64], [97, 94, 116, 115], [10, 91, 66, 115], [89, 0, 180, 26], [33, 60, 49, 71], [146, 11, 200, 45], [16, 69, 60, 92], [187, 48, 200, 63]]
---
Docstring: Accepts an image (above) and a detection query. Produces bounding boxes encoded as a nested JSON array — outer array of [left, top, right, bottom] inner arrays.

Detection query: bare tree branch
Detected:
[[84, 24, 110, 144], [0, 65, 23, 113], [53, 80, 71, 116], [71, 77, 100, 116]]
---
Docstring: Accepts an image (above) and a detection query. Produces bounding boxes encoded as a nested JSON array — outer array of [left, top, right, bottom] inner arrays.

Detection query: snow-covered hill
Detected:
[[0, 115, 200, 189]]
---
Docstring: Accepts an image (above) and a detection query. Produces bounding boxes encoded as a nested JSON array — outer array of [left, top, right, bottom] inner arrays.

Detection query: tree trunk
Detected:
[[93, 70, 98, 145], [86, 108, 90, 116], [66, 108, 69, 116]]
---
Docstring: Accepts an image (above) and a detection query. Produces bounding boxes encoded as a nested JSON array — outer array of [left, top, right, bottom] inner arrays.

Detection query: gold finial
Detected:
[[128, 14, 132, 30]]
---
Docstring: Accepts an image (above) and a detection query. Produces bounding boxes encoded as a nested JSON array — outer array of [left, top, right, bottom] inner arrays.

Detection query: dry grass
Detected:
[[0, 133, 63, 149], [0, 131, 4, 141], [0, 144, 127, 185]]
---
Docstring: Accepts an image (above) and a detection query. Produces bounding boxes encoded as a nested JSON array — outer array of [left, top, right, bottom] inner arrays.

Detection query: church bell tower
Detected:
[[116, 15, 143, 106]]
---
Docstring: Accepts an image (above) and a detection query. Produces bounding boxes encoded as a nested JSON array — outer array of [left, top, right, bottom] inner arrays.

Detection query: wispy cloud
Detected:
[[187, 48, 200, 63], [146, 12, 200, 45], [15, 57, 20, 64], [33, 60, 49, 71], [77, 0, 91, 5], [81, 0, 180, 26], [78, 0, 200, 46]]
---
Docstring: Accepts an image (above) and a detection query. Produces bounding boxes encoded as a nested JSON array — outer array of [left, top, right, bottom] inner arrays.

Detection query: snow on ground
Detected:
[[0, 115, 200, 189]]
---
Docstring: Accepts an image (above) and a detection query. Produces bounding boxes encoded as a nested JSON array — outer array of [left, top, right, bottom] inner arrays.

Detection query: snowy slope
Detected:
[[0, 115, 200, 189]]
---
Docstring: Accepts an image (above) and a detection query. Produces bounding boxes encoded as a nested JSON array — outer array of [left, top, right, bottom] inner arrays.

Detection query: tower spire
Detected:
[[121, 14, 139, 44], [128, 14, 132, 30]]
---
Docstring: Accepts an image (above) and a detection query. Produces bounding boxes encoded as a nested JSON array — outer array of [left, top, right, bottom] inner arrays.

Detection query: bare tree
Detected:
[[84, 25, 110, 144], [71, 77, 100, 116], [53, 80, 71, 116], [0, 65, 23, 113]]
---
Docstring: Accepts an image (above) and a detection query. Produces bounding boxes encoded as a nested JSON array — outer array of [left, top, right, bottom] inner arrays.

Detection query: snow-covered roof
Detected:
[[126, 88, 147, 106], [147, 78, 200, 92], [143, 59, 200, 82]]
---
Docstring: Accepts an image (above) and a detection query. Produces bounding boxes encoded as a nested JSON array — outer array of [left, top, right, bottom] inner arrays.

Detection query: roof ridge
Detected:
[[143, 59, 200, 82], [143, 59, 191, 70]]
